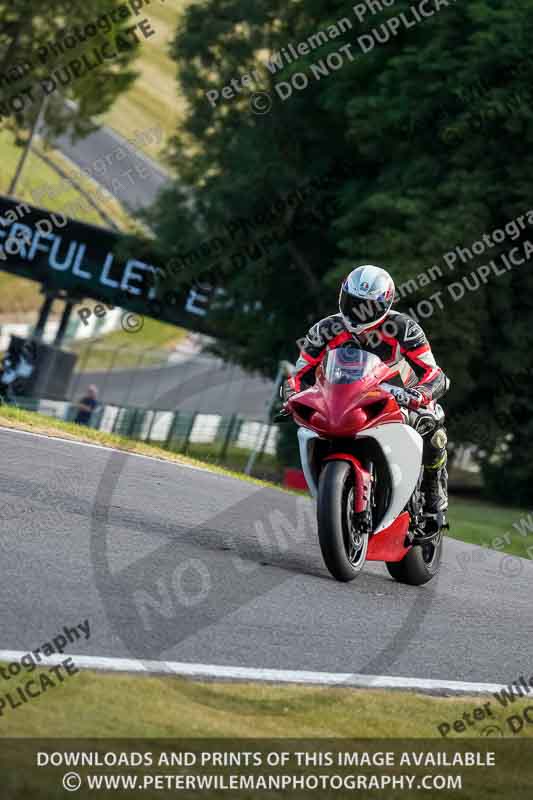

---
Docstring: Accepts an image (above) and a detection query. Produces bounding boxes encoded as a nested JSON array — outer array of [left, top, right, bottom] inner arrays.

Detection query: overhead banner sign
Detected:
[[0, 195, 216, 331]]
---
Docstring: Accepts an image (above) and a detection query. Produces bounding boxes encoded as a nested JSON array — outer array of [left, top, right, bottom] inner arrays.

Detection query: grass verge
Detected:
[[34, 145, 135, 232], [177, 441, 280, 483], [98, 1, 189, 163], [0, 663, 531, 738], [0, 130, 132, 231], [448, 497, 533, 559]]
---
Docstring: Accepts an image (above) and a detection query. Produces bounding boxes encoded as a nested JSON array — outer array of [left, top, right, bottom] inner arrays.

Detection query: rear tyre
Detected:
[[317, 460, 369, 582], [386, 533, 443, 585]]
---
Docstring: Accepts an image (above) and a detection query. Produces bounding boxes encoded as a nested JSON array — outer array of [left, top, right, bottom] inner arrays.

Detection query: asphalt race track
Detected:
[[1, 426, 532, 687], [53, 123, 169, 213]]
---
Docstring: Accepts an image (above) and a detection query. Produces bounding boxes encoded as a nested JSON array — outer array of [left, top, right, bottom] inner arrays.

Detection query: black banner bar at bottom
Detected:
[[0, 738, 529, 799]]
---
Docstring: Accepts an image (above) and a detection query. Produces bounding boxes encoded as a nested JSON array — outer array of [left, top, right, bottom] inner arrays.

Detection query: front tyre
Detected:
[[317, 461, 369, 582], [386, 533, 443, 585]]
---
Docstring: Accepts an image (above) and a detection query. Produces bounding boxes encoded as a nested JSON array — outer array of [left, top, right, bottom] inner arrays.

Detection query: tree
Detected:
[[0, 0, 141, 142], [148, 0, 533, 503]]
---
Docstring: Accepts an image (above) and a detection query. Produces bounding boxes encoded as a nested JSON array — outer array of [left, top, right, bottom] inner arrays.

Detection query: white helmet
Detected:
[[339, 265, 395, 334]]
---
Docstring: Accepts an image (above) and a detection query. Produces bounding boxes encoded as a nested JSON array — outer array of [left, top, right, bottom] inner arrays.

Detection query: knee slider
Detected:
[[430, 428, 447, 449]]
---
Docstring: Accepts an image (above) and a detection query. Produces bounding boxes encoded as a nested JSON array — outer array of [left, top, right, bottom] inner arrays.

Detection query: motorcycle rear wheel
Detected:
[[386, 532, 443, 585], [317, 460, 369, 582]]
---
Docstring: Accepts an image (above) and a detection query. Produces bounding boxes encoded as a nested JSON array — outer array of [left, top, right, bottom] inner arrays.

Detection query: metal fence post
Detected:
[[164, 411, 179, 450], [181, 412, 197, 455], [145, 410, 157, 443], [128, 408, 140, 438], [111, 405, 125, 436], [254, 421, 274, 469], [219, 413, 238, 462]]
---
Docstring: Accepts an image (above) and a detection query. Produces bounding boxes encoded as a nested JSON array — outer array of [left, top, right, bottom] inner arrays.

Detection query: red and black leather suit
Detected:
[[289, 310, 448, 402]]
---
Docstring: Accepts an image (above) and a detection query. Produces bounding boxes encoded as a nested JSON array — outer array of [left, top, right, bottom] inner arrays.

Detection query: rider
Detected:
[[284, 264, 450, 516]]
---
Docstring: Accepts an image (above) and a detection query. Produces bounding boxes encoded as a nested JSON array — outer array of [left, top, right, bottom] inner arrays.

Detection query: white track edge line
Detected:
[[0, 651, 507, 695]]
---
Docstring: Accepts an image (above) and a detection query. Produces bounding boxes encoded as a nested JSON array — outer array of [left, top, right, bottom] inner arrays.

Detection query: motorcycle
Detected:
[[0, 339, 37, 403], [285, 343, 447, 584]]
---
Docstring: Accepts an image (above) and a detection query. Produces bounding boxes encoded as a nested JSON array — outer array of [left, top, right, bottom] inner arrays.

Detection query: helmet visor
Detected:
[[340, 291, 389, 328]]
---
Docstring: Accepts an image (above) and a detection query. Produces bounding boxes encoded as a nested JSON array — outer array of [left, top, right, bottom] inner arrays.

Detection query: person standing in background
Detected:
[[74, 384, 99, 426]]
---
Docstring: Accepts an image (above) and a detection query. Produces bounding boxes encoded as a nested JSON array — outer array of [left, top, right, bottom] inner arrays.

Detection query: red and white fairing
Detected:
[[289, 347, 424, 563]]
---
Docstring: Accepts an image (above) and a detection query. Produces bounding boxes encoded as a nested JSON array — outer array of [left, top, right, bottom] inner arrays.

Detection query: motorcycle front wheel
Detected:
[[317, 460, 369, 582]]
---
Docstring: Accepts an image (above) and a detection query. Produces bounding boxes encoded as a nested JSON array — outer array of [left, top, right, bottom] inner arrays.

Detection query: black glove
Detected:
[[388, 386, 427, 410], [273, 405, 293, 423]]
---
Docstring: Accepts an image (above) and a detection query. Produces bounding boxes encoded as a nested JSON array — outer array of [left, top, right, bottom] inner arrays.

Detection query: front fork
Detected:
[[323, 453, 372, 515]]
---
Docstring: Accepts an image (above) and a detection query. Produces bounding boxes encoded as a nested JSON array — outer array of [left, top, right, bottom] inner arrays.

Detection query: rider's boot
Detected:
[[422, 462, 448, 514], [421, 427, 448, 527]]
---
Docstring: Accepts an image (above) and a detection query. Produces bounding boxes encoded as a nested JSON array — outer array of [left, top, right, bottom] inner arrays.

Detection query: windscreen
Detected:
[[323, 345, 383, 384]]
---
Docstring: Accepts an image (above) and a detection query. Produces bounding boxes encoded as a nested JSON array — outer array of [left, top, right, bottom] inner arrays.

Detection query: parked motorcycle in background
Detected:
[[0, 339, 37, 403]]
